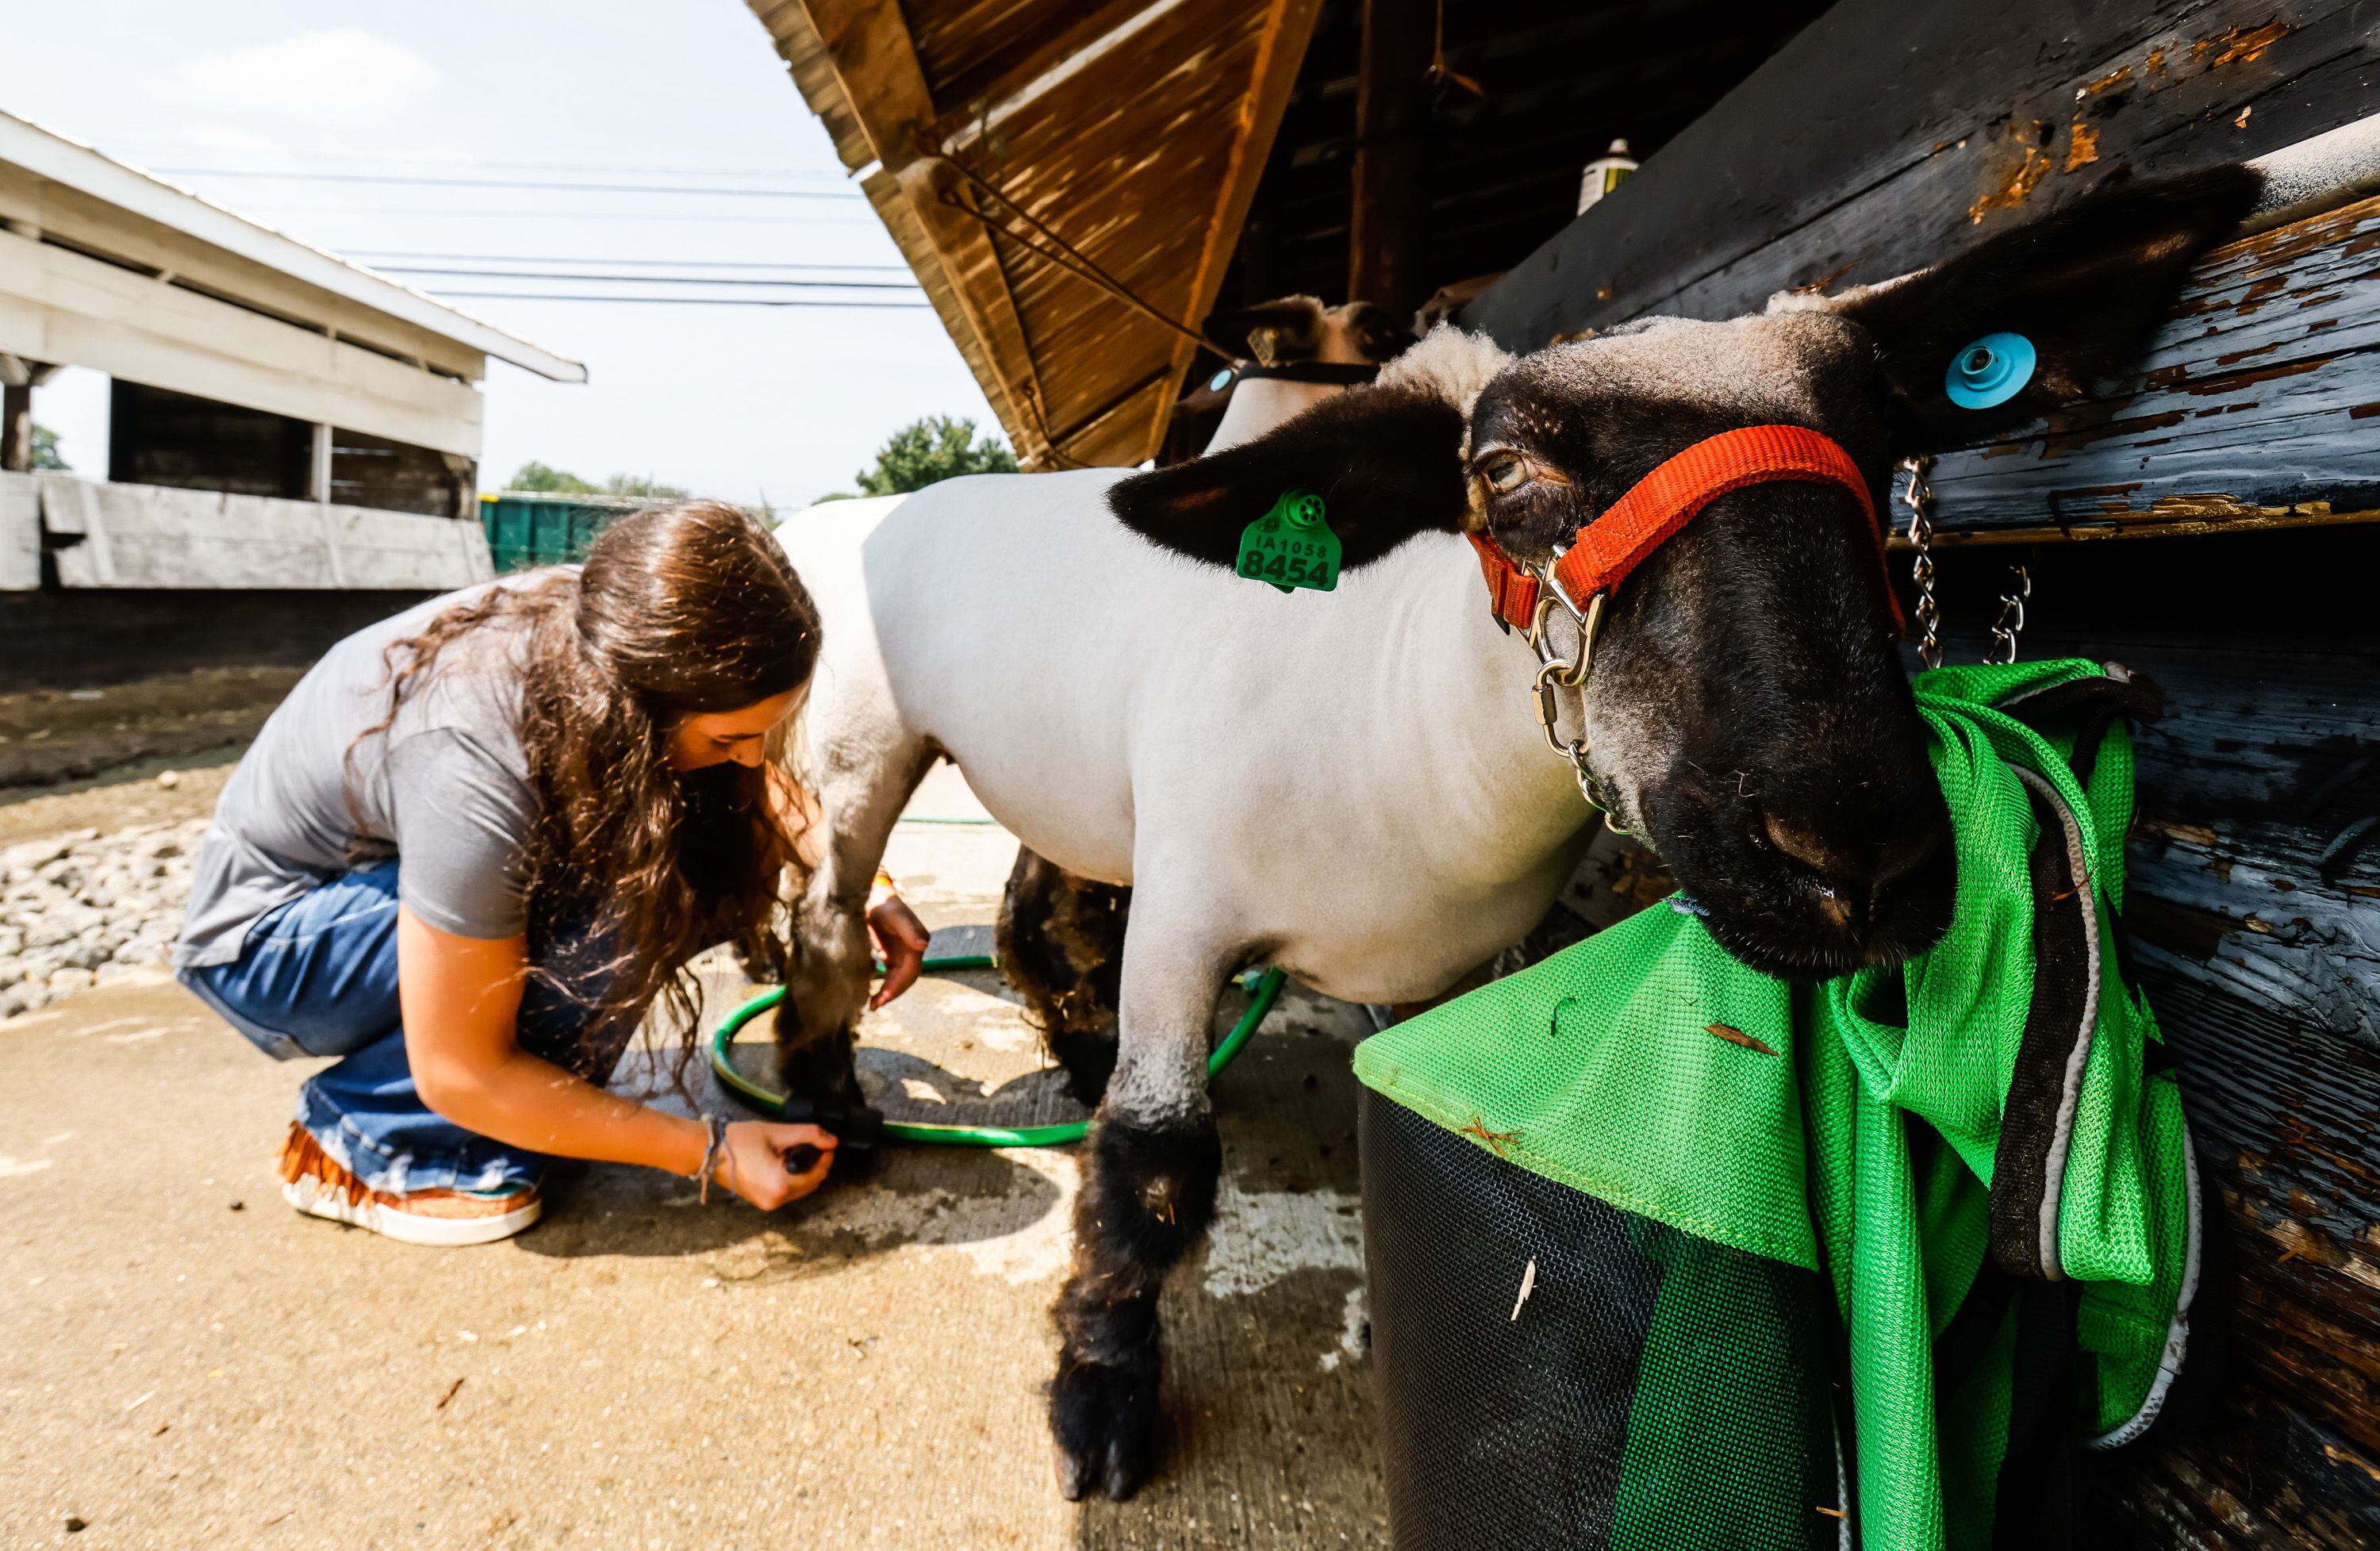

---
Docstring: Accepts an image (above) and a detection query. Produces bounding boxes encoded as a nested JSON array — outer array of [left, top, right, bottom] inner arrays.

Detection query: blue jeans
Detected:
[[179, 863, 622, 1195]]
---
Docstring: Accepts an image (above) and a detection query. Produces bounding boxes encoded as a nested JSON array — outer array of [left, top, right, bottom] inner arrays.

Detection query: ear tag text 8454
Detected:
[[1235, 489, 1340, 593]]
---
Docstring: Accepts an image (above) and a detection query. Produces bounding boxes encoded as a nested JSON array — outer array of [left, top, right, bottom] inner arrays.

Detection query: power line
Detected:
[[428, 291, 935, 309], [374, 265, 918, 289], [237, 207, 878, 225], [344, 251, 910, 271], [155, 168, 862, 199], [116, 148, 849, 180]]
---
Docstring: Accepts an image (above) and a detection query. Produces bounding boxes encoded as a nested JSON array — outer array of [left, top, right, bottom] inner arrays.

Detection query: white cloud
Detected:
[[155, 29, 440, 129], [171, 122, 300, 169]]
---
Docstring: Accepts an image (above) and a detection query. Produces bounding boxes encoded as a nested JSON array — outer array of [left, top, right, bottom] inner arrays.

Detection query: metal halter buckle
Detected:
[[1525, 566, 1604, 689], [1523, 560, 1606, 808]]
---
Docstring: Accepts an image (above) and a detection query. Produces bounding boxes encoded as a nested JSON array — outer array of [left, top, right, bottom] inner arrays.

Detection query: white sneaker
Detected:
[[276, 1123, 542, 1247]]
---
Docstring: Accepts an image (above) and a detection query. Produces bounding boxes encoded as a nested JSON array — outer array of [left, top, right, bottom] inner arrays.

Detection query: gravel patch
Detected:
[[0, 818, 202, 1019], [0, 758, 236, 848]]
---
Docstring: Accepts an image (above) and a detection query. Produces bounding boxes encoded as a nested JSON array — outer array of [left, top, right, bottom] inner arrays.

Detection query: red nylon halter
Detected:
[[1466, 424, 1903, 635]]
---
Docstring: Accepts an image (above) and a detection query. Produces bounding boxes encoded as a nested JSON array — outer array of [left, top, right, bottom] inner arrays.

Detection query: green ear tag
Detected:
[[1234, 489, 1340, 594]]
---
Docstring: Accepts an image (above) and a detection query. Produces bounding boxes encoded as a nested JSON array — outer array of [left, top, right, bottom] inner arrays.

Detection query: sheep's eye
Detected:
[[1480, 452, 1529, 493]]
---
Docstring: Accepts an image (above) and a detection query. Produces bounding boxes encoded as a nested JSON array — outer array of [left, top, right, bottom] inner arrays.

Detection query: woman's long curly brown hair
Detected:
[[359, 501, 819, 1065]]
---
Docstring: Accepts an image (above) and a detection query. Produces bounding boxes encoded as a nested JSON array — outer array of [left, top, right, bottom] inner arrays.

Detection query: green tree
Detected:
[[506, 459, 597, 494], [29, 424, 68, 471], [600, 472, 689, 499], [850, 416, 1016, 497], [504, 462, 690, 500]]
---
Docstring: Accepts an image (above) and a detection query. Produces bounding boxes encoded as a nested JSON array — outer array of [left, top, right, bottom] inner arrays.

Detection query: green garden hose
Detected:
[[707, 958, 1288, 1148]]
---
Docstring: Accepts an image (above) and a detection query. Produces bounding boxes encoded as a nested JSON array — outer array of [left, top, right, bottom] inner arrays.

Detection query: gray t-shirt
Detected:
[[174, 573, 567, 969]]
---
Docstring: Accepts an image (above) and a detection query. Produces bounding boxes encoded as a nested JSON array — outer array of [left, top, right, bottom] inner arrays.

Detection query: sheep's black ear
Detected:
[[1108, 384, 1470, 573], [1203, 296, 1326, 363], [1821, 164, 2263, 450]]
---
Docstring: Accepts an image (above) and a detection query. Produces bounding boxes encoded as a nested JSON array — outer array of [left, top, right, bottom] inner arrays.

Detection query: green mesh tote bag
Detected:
[[1355, 661, 2210, 1551]]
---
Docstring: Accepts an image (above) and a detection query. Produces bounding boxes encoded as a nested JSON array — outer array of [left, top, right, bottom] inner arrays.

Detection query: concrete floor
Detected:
[[0, 762, 1389, 1549]]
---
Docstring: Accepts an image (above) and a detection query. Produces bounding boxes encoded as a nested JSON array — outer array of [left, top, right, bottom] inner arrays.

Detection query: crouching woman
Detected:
[[171, 501, 927, 1246]]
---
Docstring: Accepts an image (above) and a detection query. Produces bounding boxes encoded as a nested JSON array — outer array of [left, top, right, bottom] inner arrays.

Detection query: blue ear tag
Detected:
[[1944, 332, 2036, 409], [1208, 367, 1237, 392]]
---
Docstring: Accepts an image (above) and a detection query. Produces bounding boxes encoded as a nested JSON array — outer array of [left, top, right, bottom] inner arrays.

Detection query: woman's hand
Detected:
[[866, 872, 930, 1010], [714, 1120, 839, 1210]]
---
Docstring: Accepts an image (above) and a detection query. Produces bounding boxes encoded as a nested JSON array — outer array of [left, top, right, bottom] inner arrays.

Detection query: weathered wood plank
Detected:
[[920, 0, 1154, 144], [0, 228, 484, 459], [1883, 510, 2380, 1542], [1639, 4, 2380, 324], [1159, 0, 1330, 461], [35, 474, 493, 591], [2107, 1374, 2380, 1547], [0, 167, 489, 382], [1925, 193, 2380, 540], [2118, 651, 2380, 1044], [1462, 0, 2379, 347], [1459, 0, 2380, 543], [0, 470, 36, 590], [752, 0, 1055, 465], [2111, 976, 2380, 1549], [1347, 0, 1434, 321]]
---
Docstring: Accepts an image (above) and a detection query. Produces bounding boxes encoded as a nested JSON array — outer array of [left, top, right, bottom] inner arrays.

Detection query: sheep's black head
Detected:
[[1114, 167, 2259, 980]]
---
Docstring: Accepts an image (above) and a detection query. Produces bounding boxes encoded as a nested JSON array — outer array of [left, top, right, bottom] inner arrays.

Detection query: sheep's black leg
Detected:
[[996, 847, 1131, 1106], [774, 742, 935, 1179], [1042, 890, 1231, 1499], [1050, 1104, 1220, 1501], [771, 1022, 885, 1177]]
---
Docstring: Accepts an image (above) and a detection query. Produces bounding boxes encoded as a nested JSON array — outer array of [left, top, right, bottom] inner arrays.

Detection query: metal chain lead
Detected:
[[1525, 566, 1607, 812], [1895, 455, 1942, 670], [1985, 563, 2031, 665]]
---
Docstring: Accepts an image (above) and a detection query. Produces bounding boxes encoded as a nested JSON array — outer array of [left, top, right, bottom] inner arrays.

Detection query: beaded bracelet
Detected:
[[696, 1112, 729, 1204]]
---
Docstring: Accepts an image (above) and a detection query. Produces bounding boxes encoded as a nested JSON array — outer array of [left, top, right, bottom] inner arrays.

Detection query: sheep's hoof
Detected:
[[1049, 1353, 1161, 1501]]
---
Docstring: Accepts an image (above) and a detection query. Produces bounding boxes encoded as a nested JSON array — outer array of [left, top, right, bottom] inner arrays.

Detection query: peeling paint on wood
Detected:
[[1923, 193, 2380, 540], [1969, 125, 2057, 224], [1466, 0, 2380, 362], [2193, 19, 2295, 70], [2065, 119, 2102, 171]]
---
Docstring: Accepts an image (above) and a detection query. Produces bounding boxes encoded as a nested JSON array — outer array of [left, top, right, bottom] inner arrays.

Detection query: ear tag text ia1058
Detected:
[[1235, 489, 1340, 593]]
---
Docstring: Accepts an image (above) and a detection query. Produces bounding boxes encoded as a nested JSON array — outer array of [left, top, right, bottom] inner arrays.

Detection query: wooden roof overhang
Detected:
[[748, 0, 1322, 469]]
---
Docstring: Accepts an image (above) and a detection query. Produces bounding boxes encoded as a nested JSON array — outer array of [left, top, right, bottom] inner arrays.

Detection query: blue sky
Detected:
[[2, 2, 998, 507]]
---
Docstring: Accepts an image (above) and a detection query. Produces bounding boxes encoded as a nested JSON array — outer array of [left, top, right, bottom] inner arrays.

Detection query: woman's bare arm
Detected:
[[395, 906, 835, 1206], [765, 761, 825, 873]]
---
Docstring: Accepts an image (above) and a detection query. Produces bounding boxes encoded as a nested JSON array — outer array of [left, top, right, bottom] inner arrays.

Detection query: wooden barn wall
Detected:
[[1219, 0, 1827, 321], [1910, 534, 2380, 1548], [1463, 1, 2380, 1543], [1922, 194, 2380, 542], [1461, 0, 2380, 346]]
